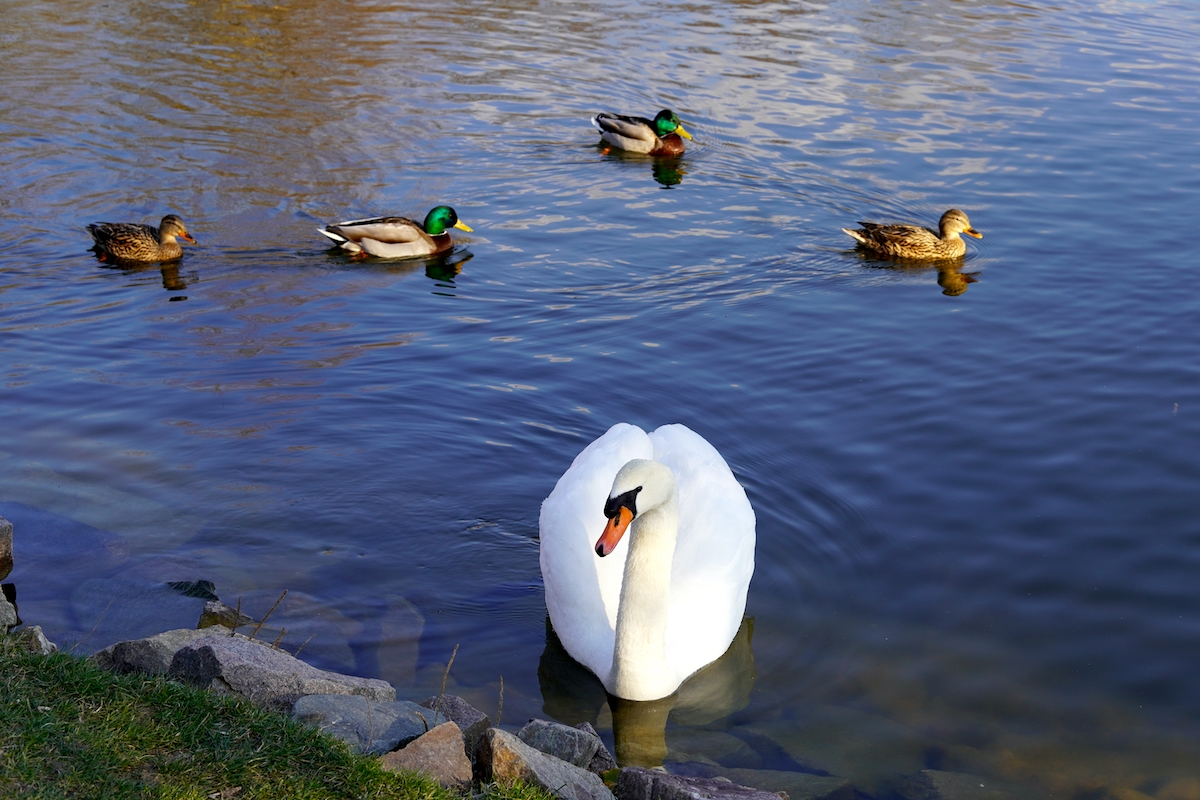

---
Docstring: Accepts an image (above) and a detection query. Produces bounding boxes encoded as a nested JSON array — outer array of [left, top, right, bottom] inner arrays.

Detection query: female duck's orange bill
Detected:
[[595, 506, 634, 557]]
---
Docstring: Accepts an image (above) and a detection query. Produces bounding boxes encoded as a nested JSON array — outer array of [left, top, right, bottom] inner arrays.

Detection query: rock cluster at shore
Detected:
[[0, 512, 1020, 800]]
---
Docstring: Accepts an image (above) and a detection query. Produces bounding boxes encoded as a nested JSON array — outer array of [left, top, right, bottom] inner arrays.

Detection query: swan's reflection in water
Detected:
[[539, 617, 755, 767]]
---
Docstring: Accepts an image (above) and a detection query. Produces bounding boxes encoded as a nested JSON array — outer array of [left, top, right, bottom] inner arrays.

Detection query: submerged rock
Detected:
[[70, 577, 212, 653], [379, 721, 472, 788], [618, 766, 789, 800], [896, 770, 1022, 800], [199, 600, 255, 630], [228, 589, 361, 673], [168, 634, 393, 713], [477, 727, 613, 800], [669, 763, 854, 800], [378, 595, 424, 688], [291, 694, 428, 755]]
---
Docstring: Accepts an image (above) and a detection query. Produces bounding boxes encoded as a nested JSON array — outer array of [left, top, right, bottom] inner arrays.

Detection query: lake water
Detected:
[[2, 0, 1199, 796]]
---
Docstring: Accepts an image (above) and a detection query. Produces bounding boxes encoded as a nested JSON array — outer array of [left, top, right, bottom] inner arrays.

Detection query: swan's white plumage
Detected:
[[539, 423, 755, 698]]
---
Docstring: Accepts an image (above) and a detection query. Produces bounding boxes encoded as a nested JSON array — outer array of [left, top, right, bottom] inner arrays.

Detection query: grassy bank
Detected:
[[0, 635, 547, 800]]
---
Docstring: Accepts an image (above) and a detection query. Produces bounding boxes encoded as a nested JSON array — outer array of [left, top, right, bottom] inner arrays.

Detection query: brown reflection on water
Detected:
[[853, 252, 981, 296], [936, 267, 978, 296]]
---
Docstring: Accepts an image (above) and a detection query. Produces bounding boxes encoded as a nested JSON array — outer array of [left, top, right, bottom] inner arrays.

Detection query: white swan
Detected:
[[539, 423, 756, 701]]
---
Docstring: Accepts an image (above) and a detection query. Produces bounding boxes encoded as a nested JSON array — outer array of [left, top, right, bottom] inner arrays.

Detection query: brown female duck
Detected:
[[88, 215, 197, 262], [842, 209, 982, 260]]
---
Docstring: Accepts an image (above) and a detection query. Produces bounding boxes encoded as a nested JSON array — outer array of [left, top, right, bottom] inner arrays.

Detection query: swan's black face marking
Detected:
[[604, 486, 642, 520], [596, 485, 642, 558]]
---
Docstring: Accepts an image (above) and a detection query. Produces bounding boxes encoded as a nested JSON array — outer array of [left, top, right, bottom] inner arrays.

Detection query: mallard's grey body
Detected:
[[592, 109, 693, 156], [317, 206, 472, 259]]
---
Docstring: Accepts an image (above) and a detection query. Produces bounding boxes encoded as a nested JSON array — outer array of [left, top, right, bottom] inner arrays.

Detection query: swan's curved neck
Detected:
[[611, 494, 678, 700]]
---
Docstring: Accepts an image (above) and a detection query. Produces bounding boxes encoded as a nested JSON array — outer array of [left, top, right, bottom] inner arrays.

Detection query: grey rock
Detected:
[[519, 718, 601, 769], [168, 634, 394, 713], [92, 628, 230, 675], [198, 600, 254, 630], [380, 721, 472, 788], [897, 770, 1020, 800], [618, 766, 785, 800], [292, 694, 429, 755], [0, 594, 17, 631], [575, 722, 617, 774], [420, 693, 490, 757], [0, 514, 12, 580], [477, 727, 614, 800], [8, 625, 58, 655], [70, 577, 211, 654], [670, 764, 854, 800]]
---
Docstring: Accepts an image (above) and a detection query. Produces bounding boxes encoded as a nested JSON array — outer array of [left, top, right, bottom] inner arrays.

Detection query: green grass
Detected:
[[0, 636, 552, 800]]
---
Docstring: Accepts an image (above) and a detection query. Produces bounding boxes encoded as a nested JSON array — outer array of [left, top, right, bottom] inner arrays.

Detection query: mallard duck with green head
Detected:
[[87, 214, 197, 262], [592, 109, 694, 156], [317, 206, 472, 259], [842, 209, 982, 260]]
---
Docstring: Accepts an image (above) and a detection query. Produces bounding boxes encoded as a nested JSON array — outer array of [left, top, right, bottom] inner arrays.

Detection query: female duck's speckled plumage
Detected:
[[88, 215, 196, 262], [842, 209, 982, 261], [317, 205, 472, 259], [592, 109, 694, 156]]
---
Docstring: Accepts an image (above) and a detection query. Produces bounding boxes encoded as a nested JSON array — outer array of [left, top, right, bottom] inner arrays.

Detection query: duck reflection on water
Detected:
[[325, 245, 474, 286], [596, 147, 689, 188], [538, 616, 756, 767], [936, 266, 979, 296], [852, 254, 981, 296], [95, 258, 191, 294], [425, 250, 474, 285]]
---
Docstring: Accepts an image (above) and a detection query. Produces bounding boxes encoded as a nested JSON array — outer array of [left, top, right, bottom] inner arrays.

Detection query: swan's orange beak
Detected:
[[595, 506, 633, 557]]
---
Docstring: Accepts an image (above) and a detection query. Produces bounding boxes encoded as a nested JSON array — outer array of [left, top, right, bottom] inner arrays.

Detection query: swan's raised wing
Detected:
[[650, 424, 756, 684], [540, 423, 654, 683]]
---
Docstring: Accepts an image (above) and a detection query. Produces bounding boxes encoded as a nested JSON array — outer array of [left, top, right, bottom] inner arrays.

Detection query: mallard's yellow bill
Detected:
[[454, 220, 473, 232], [676, 125, 694, 141]]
